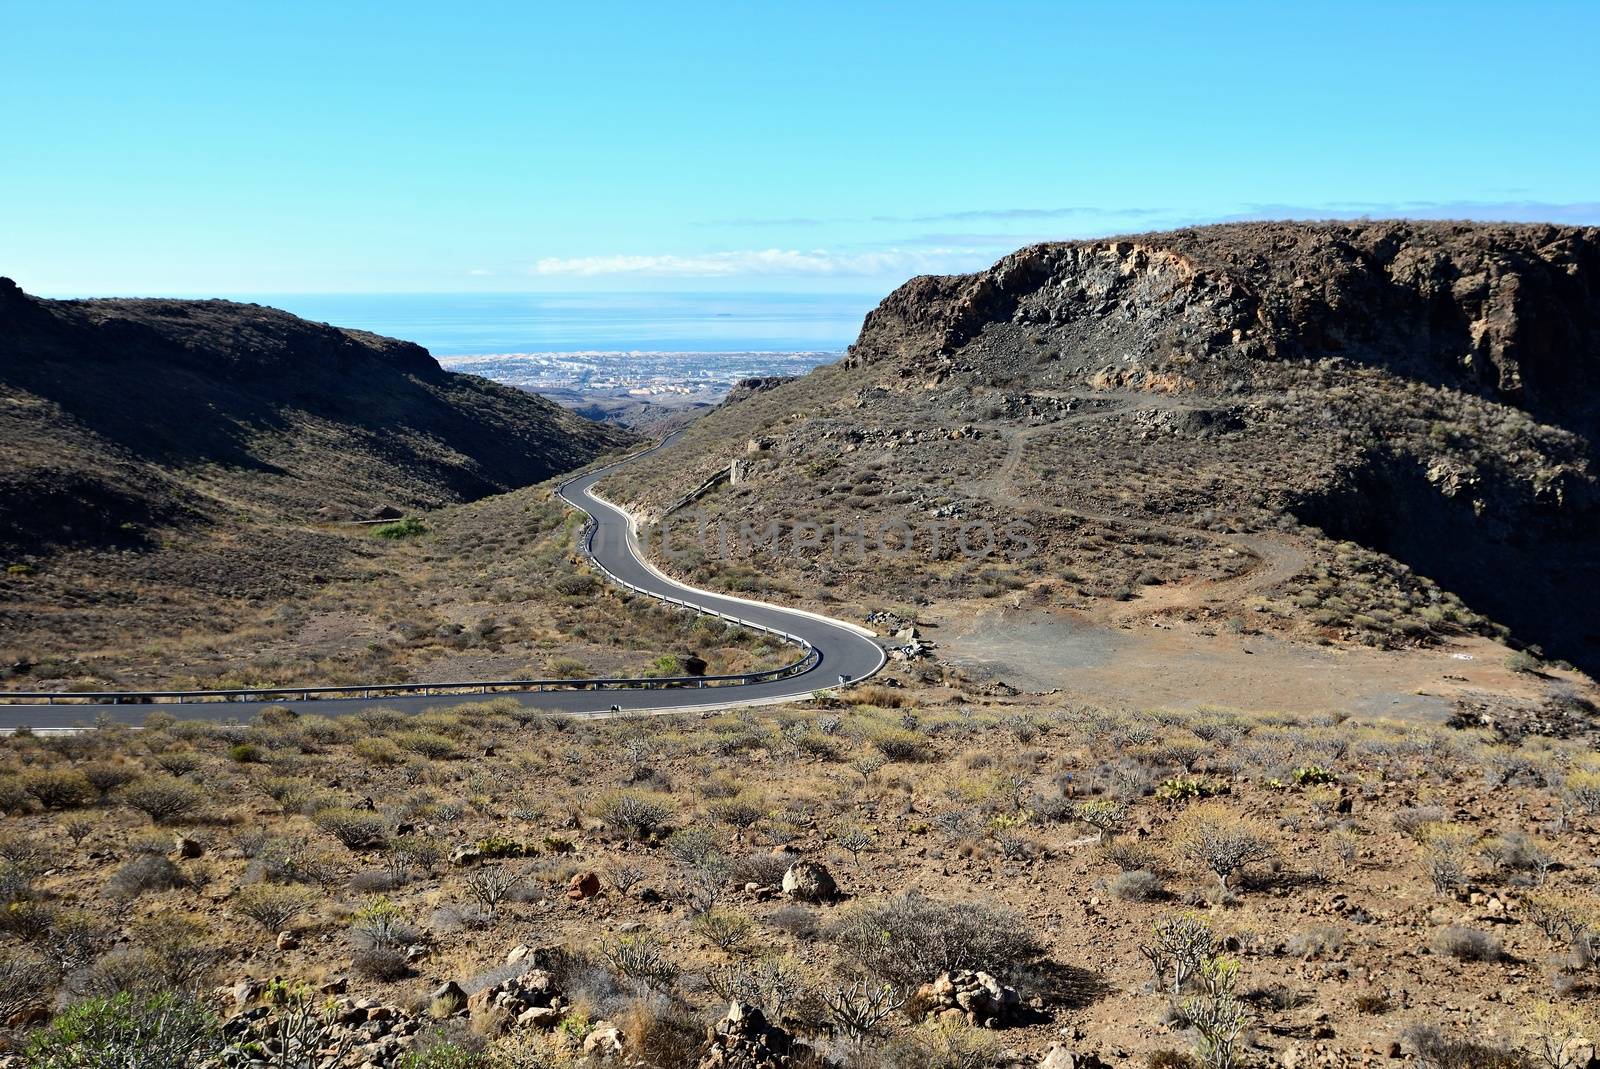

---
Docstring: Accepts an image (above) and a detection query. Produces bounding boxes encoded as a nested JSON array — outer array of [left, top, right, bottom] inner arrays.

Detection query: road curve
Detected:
[[0, 437, 885, 731]]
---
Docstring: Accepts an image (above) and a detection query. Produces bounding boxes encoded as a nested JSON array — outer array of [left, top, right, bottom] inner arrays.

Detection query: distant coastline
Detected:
[[231, 291, 879, 356], [436, 349, 836, 394]]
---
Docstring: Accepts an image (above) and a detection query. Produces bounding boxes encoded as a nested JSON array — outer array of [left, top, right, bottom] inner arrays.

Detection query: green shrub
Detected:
[[257, 776, 318, 814], [352, 737, 403, 766], [399, 1041, 489, 1069], [1291, 765, 1337, 786], [25, 992, 220, 1069], [1154, 777, 1226, 804], [1506, 650, 1542, 675], [474, 835, 535, 859], [708, 795, 767, 829], [0, 775, 30, 814], [374, 516, 427, 540], [227, 742, 265, 764]]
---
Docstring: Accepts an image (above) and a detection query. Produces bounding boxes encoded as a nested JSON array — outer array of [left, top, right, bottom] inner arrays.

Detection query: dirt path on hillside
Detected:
[[980, 397, 1310, 623]]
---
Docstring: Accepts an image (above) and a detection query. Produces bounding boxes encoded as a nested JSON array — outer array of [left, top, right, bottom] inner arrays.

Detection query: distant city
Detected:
[[436, 349, 838, 396]]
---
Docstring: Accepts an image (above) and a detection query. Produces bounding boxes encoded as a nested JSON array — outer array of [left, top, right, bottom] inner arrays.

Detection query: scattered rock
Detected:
[[568, 871, 602, 900], [584, 1020, 625, 1057], [275, 930, 299, 951], [519, 1005, 563, 1030], [914, 970, 1020, 1028], [780, 860, 837, 903], [1040, 1046, 1081, 1069], [697, 1001, 798, 1069], [430, 981, 467, 1014], [467, 968, 560, 1024], [228, 978, 265, 1008]]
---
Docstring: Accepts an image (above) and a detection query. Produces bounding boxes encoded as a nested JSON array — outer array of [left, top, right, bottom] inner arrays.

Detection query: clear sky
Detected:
[[4, 1, 1597, 297]]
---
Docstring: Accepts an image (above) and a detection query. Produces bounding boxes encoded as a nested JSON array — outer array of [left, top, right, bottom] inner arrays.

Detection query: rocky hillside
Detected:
[[0, 281, 637, 689], [0, 278, 635, 551], [612, 221, 1600, 676]]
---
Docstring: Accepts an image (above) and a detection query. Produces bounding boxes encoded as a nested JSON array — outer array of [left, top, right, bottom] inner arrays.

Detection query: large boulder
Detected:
[[780, 861, 837, 903]]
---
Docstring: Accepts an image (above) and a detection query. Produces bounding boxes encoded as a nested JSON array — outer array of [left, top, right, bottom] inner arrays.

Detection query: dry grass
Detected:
[[4, 691, 1600, 1065]]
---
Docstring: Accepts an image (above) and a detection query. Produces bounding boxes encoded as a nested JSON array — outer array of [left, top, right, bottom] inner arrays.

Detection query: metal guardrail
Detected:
[[0, 449, 821, 709]]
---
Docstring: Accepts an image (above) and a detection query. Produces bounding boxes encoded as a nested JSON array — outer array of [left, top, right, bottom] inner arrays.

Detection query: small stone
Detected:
[[519, 1006, 562, 1030], [1040, 1046, 1077, 1069], [430, 981, 467, 1014], [275, 930, 300, 951], [567, 871, 601, 900], [584, 1020, 625, 1056], [229, 978, 264, 1008]]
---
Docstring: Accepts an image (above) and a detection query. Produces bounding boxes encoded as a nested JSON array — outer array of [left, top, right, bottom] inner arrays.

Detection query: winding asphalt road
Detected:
[[0, 440, 885, 730]]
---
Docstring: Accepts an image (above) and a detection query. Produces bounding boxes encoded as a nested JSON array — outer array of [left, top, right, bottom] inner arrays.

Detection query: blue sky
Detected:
[[4, 1, 1597, 297]]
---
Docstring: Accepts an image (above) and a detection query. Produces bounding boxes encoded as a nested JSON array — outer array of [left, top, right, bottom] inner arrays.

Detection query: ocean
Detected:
[[244, 291, 880, 357]]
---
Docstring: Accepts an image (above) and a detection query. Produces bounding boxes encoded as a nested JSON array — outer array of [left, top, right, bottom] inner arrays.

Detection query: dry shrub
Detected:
[[1404, 1024, 1527, 1069], [313, 807, 389, 850], [853, 685, 911, 709], [1109, 869, 1166, 902], [107, 855, 189, 899], [22, 769, 97, 810], [1173, 803, 1275, 893], [831, 893, 1043, 987], [1432, 926, 1503, 963], [117, 777, 205, 824], [233, 884, 318, 932]]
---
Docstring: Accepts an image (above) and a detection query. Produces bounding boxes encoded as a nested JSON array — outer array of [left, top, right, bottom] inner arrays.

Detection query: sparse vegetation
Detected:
[[4, 681, 1600, 1065]]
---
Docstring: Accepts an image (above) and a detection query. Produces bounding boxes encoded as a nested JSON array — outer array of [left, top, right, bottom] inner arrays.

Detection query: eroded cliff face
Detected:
[[616, 222, 1600, 674], [854, 222, 1600, 430]]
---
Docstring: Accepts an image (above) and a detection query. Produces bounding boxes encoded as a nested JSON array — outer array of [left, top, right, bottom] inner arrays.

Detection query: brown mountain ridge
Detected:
[[612, 220, 1600, 676], [0, 281, 638, 689]]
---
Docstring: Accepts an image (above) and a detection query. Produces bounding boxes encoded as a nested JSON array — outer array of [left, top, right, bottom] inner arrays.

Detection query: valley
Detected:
[[4, 222, 1600, 1069]]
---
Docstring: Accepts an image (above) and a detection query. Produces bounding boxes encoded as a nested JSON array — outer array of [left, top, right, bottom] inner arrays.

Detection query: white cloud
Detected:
[[531, 247, 988, 278]]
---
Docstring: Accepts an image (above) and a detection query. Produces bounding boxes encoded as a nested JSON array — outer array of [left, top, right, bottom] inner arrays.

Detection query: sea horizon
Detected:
[[212, 290, 883, 357]]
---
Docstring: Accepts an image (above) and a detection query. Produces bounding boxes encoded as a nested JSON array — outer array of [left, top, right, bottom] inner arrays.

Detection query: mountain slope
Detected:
[[0, 280, 638, 689], [0, 277, 635, 551], [610, 221, 1600, 675]]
